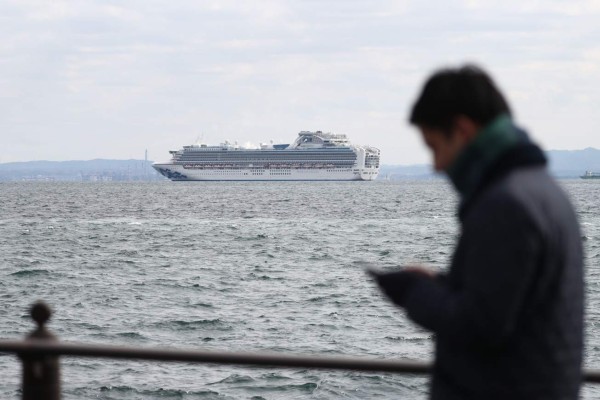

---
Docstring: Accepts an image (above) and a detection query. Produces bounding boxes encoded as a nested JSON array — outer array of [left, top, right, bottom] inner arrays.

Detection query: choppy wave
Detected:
[[10, 268, 50, 277]]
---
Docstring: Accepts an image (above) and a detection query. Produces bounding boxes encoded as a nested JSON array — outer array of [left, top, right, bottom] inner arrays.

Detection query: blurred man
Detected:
[[373, 65, 583, 399]]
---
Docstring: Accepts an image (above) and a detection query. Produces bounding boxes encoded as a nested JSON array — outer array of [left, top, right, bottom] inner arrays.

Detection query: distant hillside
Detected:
[[545, 148, 600, 178], [380, 148, 600, 180]]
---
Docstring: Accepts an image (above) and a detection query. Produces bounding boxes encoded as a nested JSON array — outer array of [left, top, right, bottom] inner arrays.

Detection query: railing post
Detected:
[[20, 301, 61, 400]]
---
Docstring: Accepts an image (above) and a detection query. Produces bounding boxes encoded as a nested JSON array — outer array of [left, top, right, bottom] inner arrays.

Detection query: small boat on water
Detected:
[[580, 171, 600, 179]]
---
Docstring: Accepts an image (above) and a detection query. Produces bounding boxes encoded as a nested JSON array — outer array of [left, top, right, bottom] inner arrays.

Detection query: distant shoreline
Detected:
[[1, 147, 599, 182]]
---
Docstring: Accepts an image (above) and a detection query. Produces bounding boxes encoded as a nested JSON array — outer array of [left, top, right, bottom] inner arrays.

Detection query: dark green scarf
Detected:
[[446, 114, 544, 207]]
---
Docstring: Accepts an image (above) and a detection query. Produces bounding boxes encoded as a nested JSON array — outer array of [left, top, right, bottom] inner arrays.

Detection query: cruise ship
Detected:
[[153, 131, 380, 181]]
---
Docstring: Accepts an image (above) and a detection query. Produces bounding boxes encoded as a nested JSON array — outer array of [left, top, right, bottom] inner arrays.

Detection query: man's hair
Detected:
[[409, 65, 511, 133]]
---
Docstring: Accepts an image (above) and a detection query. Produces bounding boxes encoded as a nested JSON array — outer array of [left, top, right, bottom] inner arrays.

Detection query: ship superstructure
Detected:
[[153, 131, 380, 181]]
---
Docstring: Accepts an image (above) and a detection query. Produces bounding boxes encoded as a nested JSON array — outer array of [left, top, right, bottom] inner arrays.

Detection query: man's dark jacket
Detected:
[[376, 117, 584, 399]]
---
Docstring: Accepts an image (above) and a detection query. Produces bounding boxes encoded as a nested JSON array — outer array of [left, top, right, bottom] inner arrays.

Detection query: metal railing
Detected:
[[0, 301, 599, 399]]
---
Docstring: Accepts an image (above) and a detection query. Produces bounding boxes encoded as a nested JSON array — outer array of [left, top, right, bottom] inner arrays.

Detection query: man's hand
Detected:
[[402, 266, 437, 278], [371, 266, 436, 307]]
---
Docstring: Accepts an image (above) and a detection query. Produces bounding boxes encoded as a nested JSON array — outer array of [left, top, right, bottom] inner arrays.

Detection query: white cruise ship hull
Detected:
[[153, 164, 379, 181]]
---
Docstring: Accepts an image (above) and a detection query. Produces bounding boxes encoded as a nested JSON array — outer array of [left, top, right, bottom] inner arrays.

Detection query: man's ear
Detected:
[[452, 115, 480, 144]]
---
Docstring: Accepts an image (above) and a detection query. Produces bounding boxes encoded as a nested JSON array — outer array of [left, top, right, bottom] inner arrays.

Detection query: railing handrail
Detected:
[[2, 339, 600, 382], [0, 340, 431, 374]]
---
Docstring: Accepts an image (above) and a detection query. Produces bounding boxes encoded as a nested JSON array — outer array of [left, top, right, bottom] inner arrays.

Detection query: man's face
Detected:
[[420, 126, 470, 172]]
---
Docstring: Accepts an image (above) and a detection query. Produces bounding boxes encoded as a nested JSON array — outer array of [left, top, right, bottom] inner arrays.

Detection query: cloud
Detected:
[[0, 0, 599, 164]]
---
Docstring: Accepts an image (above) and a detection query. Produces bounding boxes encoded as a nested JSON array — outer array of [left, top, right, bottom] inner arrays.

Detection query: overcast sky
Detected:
[[1, 1, 599, 165]]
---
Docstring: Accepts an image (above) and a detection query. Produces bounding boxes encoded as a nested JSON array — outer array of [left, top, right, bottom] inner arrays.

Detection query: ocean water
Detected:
[[0, 180, 599, 399]]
